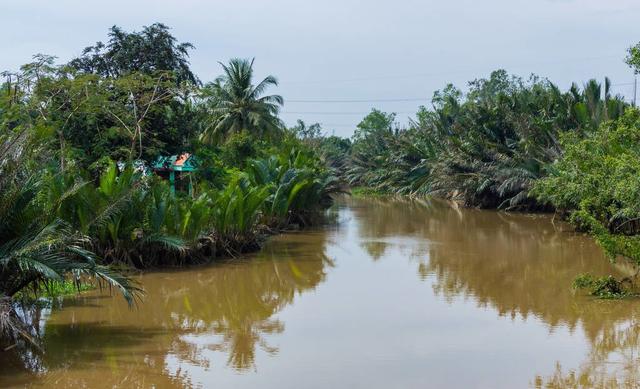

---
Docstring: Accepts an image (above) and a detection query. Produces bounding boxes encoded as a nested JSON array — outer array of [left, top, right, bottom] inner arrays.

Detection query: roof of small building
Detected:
[[152, 153, 198, 172]]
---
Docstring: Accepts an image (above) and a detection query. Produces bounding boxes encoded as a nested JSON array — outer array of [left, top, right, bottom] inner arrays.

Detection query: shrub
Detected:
[[573, 274, 630, 299]]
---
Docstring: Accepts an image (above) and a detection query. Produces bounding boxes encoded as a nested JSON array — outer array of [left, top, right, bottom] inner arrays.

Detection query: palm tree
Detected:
[[0, 130, 140, 347], [201, 58, 284, 143], [571, 78, 627, 131]]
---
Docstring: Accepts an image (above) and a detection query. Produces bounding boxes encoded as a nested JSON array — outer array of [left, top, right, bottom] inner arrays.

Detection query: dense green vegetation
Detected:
[[0, 127, 141, 346], [535, 44, 640, 281], [343, 71, 627, 209], [572, 273, 631, 299], [534, 111, 640, 269], [3, 20, 640, 351], [332, 44, 640, 297], [0, 24, 340, 348], [530, 44, 640, 294]]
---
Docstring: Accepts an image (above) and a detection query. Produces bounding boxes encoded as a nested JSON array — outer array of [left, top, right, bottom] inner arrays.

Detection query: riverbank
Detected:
[[3, 196, 638, 388]]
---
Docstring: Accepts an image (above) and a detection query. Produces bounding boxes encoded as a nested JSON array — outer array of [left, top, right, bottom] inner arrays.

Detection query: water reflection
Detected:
[[163, 237, 332, 372], [352, 197, 630, 321], [534, 316, 640, 387], [2, 197, 640, 388], [349, 197, 640, 387], [0, 231, 332, 387]]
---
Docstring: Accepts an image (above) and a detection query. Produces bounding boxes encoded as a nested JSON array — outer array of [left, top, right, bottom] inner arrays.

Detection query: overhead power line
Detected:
[[286, 97, 428, 103], [281, 78, 638, 118], [280, 54, 622, 85], [282, 111, 416, 115], [284, 82, 636, 104], [611, 82, 635, 86]]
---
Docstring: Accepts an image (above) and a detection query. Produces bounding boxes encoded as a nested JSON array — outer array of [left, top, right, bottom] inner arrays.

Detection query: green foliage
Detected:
[[44, 162, 202, 267], [210, 174, 270, 242], [3, 25, 202, 170], [350, 187, 390, 197], [245, 142, 344, 227], [40, 142, 339, 266], [4, 60, 194, 169], [14, 280, 95, 302], [573, 274, 630, 299], [348, 109, 408, 193], [219, 130, 267, 169], [534, 110, 640, 265], [625, 41, 640, 74], [317, 135, 352, 176], [291, 119, 323, 140], [287, 121, 351, 177], [69, 23, 198, 84], [345, 71, 628, 209], [0, 130, 140, 346], [0, 22, 344, 351], [0, 143, 140, 302], [200, 58, 284, 144], [353, 109, 397, 141]]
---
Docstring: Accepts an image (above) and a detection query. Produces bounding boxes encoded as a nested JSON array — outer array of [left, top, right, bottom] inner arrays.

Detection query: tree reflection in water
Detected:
[[349, 196, 640, 388], [0, 230, 332, 387], [4, 197, 640, 388], [164, 237, 333, 372], [534, 318, 640, 388]]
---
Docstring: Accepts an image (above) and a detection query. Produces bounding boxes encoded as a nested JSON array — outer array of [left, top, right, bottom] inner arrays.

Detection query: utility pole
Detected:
[[634, 75, 637, 107]]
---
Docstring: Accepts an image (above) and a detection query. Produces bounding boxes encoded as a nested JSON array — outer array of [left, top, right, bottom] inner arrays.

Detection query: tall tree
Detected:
[[69, 23, 198, 84], [200, 58, 284, 144], [8, 57, 179, 168], [291, 119, 323, 140], [625, 41, 640, 74], [353, 109, 397, 141], [40, 23, 203, 166]]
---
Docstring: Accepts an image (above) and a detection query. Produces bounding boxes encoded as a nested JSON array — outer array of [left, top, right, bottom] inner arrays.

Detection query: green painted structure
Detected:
[[152, 153, 198, 195]]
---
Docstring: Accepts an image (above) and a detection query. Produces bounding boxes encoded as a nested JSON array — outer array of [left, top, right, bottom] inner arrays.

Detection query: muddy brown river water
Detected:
[[1, 197, 639, 388]]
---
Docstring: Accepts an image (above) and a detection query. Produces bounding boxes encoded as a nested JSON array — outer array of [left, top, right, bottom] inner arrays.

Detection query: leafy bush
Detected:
[[40, 146, 341, 267], [219, 130, 266, 169], [534, 110, 640, 265], [573, 274, 630, 299], [247, 148, 343, 226]]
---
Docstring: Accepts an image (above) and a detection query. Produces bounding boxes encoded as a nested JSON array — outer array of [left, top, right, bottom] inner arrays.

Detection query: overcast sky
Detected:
[[2, 0, 639, 137]]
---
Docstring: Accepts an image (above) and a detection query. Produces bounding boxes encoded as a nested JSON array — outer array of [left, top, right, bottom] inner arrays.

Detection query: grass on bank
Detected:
[[13, 280, 96, 304], [349, 187, 392, 198]]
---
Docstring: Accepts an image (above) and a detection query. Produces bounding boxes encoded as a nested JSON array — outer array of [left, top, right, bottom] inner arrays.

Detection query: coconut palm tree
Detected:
[[201, 58, 284, 143]]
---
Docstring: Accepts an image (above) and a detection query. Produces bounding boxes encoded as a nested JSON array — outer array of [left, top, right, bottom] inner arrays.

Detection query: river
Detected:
[[1, 196, 639, 388]]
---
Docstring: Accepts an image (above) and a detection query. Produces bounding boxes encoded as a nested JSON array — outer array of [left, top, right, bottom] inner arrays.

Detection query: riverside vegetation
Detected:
[[313, 43, 640, 298], [2, 22, 640, 354], [0, 24, 342, 349]]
